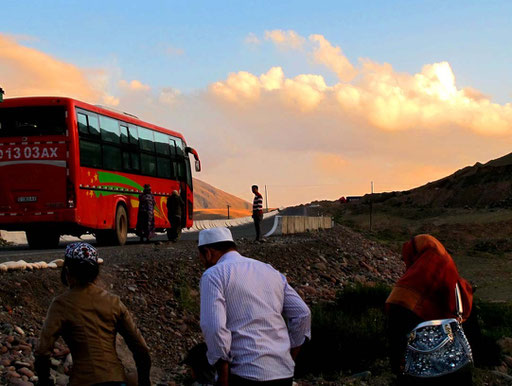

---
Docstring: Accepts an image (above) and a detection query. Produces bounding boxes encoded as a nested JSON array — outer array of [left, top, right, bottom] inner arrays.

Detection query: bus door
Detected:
[[0, 106, 69, 222]]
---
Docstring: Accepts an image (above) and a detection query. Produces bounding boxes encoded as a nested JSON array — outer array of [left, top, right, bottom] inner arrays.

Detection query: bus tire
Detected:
[[114, 205, 128, 246], [26, 228, 60, 249]]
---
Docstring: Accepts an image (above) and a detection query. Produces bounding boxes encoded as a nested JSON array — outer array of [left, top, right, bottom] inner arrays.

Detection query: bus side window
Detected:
[[138, 126, 155, 152], [77, 113, 88, 135], [102, 144, 122, 171], [122, 151, 140, 172], [155, 132, 170, 156], [175, 138, 184, 157], [128, 124, 138, 145], [176, 161, 186, 181], [88, 114, 100, 137], [169, 138, 176, 157], [131, 152, 140, 171], [157, 156, 171, 178], [100, 116, 120, 143], [140, 153, 156, 176], [120, 125, 129, 144], [185, 157, 192, 188], [79, 140, 102, 168]]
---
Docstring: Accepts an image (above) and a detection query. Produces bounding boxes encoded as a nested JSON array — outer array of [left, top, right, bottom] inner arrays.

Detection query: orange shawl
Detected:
[[386, 234, 473, 321]]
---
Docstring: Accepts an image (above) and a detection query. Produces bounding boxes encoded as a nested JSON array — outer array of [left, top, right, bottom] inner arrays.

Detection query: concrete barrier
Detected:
[[184, 209, 279, 232], [265, 216, 333, 236]]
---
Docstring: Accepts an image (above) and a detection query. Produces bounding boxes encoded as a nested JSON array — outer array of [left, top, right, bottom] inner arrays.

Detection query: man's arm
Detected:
[[281, 275, 311, 356], [117, 300, 151, 386], [200, 272, 232, 372], [34, 300, 63, 386]]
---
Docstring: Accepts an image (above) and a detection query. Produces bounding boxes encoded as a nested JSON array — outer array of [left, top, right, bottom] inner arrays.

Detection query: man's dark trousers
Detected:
[[252, 211, 263, 241]]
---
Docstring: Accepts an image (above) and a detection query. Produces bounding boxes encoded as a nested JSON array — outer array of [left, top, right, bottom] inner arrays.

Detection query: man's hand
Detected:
[[215, 359, 229, 386], [290, 346, 301, 361]]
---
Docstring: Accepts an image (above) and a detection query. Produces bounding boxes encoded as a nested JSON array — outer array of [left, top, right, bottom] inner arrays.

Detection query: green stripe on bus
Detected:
[[97, 172, 143, 191]]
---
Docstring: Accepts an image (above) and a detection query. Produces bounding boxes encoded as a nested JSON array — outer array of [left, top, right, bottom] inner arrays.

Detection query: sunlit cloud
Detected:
[[212, 31, 512, 136], [309, 34, 357, 82], [0, 34, 113, 102], [159, 87, 182, 105], [265, 29, 305, 50], [119, 79, 151, 92]]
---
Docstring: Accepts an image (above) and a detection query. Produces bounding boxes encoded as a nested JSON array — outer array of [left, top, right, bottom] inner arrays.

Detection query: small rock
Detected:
[[14, 326, 25, 336], [55, 374, 69, 386], [6, 370, 21, 378], [18, 367, 35, 378], [14, 361, 32, 369]]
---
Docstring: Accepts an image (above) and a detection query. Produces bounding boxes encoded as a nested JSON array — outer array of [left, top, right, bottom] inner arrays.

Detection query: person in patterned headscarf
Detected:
[[35, 242, 151, 386], [136, 184, 156, 242]]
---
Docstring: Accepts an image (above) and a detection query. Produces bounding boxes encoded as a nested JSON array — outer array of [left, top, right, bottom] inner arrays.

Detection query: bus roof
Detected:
[[1, 96, 186, 141]]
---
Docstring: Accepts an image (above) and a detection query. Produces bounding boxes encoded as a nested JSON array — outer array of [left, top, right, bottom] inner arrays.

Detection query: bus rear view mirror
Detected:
[[195, 159, 201, 172]]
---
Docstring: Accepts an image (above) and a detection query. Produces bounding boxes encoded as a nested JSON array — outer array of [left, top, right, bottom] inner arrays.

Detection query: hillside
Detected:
[[193, 178, 251, 212], [368, 151, 512, 208]]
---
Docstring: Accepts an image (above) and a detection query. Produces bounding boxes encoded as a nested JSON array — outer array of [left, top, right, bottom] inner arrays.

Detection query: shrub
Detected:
[[295, 283, 392, 379]]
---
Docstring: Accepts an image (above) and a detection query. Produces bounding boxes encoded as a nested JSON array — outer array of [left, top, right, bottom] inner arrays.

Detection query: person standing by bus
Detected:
[[136, 184, 156, 243], [252, 185, 263, 241], [167, 190, 185, 242]]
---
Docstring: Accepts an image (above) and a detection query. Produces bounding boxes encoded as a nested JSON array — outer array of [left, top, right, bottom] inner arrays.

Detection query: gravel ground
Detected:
[[0, 226, 406, 385]]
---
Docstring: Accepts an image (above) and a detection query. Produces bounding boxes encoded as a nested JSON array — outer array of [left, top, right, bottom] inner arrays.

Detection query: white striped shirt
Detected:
[[200, 251, 311, 381], [253, 193, 263, 213]]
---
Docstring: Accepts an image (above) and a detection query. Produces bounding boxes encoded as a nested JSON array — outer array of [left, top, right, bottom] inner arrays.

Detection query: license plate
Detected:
[[17, 196, 37, 203]]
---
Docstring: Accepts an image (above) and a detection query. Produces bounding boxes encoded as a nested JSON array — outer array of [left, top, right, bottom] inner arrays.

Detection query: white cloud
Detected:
[[265, 29, 305, 50], [119, 79, 151, 92]]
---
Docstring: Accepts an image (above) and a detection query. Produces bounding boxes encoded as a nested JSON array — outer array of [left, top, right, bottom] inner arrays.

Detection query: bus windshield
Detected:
[[0, 106, 67, 137]]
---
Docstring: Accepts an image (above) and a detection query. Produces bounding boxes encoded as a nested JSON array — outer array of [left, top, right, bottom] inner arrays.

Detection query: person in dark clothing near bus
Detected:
[[167, 190, 185, 242], [136, 184, 156, 243], [252, 185, 263, 241], [35, 242, 151, 386]]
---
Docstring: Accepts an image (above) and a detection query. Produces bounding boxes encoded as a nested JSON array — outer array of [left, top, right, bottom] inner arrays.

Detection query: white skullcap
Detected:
[[198, 227, 234, 247]]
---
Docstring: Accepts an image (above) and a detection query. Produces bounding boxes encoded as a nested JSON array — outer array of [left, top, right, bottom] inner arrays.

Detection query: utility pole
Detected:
[[369, 181, 374, 231], [227, 204, 231, 219], [264, 185, 269, 213]]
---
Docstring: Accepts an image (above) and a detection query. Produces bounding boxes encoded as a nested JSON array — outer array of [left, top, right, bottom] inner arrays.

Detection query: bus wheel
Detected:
[[114, 206, 128, 246], [26, 228, 60, 249]]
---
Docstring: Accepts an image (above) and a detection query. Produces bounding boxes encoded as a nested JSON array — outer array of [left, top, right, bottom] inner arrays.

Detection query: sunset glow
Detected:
[[1, 2, 511, 206]]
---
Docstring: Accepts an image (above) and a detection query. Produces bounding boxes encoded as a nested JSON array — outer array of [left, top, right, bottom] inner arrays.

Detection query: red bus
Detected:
[[0, 96, 201, 248]]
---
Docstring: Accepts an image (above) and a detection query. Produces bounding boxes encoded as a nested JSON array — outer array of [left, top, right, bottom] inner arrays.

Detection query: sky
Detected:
[[1, 1, 512, 206]]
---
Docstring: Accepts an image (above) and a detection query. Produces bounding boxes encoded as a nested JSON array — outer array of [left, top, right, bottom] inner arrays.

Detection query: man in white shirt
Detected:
[[198, 227, 311, 386]]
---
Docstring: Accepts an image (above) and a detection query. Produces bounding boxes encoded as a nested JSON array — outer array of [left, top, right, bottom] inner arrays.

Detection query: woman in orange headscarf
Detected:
[[386, 234, 476, 385]]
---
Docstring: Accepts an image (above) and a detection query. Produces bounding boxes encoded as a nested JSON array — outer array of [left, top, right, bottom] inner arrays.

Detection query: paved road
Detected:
[[0, 215, 277, 262]]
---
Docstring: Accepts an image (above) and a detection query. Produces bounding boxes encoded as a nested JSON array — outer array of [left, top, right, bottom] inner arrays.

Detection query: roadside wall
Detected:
[[267, 216, 333, 235]]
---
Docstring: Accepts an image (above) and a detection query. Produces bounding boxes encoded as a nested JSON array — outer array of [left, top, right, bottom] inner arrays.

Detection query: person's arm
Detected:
[[117, 300, 151, 386], [281, 275, 311, 358], [200, 272, 232, 374], [215, 359, 229, 386], [386, 304, 422, 375], [34, 299, 63, 386]]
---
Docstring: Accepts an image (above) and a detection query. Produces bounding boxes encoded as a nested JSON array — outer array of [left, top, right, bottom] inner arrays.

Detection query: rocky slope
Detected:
[[365, 151, 512, 209]]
